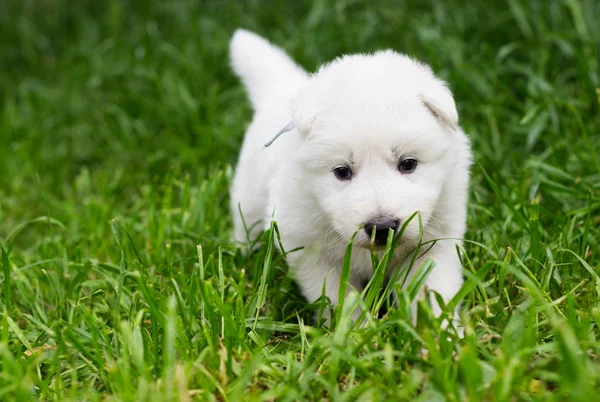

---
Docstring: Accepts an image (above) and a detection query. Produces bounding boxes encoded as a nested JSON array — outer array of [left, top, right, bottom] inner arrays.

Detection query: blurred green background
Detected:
[[1, 0, 598, 232]]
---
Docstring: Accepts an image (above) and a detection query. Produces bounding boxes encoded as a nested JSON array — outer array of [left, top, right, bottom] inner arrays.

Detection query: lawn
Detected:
[[1, 0, 599, 400]]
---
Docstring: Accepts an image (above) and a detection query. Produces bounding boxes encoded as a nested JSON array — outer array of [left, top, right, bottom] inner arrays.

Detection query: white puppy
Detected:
[[229, 29, 471, 323]]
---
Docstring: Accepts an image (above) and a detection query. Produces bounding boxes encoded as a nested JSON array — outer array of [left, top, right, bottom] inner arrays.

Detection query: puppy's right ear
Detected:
[[290, 87, 319, 138]]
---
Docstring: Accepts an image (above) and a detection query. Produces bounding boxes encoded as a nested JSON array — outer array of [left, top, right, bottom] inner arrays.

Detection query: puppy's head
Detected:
[[292, 51, 469, 248]]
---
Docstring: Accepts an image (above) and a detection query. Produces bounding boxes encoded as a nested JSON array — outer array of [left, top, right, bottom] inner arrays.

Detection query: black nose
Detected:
[[364, 218, 400, 246]]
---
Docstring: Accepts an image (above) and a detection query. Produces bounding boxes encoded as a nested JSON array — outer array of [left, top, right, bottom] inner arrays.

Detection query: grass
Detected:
[[0, 0, 599, 400]]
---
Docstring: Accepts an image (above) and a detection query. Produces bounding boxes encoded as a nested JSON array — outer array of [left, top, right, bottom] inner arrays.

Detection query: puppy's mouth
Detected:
[[354, 234, 405, 250]]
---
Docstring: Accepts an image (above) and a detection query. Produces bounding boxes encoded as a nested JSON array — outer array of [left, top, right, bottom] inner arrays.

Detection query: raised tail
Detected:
[[229, 29, 308, 109]]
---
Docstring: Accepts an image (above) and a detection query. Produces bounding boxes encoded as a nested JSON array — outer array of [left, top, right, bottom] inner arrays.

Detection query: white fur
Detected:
[[229, 29, 471, 324]]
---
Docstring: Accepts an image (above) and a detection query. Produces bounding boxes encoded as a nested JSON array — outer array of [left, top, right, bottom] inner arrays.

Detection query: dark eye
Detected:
[[399, 158, 417, 173], [334, 166, 353, 181]]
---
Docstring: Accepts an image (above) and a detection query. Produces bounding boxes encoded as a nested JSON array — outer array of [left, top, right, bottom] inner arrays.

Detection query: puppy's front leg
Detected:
[[415, 243, 464, 332], [293, 255, 363, 323]]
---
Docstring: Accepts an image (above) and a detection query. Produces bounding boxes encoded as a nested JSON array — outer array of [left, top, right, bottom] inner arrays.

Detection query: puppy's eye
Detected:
[[333, 166, 353, 181], [398, 158, 417, 173]]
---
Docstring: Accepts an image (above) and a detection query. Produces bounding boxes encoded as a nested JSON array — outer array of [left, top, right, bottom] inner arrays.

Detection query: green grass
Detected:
[[1, 0, 599, 400]]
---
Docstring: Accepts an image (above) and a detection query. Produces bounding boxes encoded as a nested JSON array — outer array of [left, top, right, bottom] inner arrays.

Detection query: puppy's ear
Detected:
[[420, 88, 459, 131], [291, 86, 319, 138]]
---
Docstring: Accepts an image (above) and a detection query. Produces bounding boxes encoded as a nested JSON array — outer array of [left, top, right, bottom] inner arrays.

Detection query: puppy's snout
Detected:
[[364, 218, 400, 246]]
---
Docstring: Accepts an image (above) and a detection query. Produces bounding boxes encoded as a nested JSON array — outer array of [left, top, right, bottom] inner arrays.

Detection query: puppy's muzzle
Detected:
[[364, 218, 400, 246]]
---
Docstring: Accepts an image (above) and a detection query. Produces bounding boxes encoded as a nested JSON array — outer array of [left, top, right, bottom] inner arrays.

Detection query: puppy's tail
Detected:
[[230, 29, 308, 109]]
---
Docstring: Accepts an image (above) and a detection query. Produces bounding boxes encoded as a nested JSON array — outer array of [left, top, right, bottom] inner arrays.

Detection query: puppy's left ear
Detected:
[[420, 87, 459, 131]]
